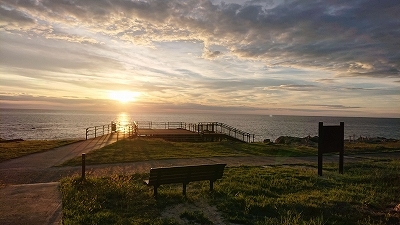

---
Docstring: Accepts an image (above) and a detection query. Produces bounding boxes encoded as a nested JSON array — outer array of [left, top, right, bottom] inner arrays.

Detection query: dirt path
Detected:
[[0, 136, 399, 225]]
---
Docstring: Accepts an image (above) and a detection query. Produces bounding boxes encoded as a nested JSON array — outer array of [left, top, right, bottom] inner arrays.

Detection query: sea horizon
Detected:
[[1, 108, 399, 141]]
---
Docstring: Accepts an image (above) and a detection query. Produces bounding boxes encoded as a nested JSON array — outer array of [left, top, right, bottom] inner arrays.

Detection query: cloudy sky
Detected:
[[1, 0, 399, 117]]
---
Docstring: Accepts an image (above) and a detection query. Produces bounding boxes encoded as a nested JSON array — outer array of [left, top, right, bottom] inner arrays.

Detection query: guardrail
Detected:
[[115, 122, 137, 140], [190, 122, 255, 143], [136, 121, 254, 143], [85, 124, 112, 140], [85, 121, 138, 140], [135, 121, 187, 129]]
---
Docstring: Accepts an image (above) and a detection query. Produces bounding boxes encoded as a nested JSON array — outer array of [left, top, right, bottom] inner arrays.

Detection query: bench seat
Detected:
[[144, 164, 226, 198]]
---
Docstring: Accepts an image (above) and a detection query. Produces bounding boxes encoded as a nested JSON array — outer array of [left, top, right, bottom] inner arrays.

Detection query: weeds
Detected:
[[61, 160, 400, 224]]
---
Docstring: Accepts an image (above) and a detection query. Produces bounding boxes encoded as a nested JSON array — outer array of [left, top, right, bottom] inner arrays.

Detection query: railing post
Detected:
[[86, 128, 89, 140], [82, 153, 86, 180], [94, 126, 97, 138]]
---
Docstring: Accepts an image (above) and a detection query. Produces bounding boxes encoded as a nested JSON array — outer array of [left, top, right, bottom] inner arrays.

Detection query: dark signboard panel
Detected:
[[318, 122, 344, 176]]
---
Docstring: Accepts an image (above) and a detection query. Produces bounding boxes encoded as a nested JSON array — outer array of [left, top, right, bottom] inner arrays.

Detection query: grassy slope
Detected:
[[0, 139, 79, 162], [60, 138, 317, 166], [60, 160, 400, 225], [59, 138, 400, 224], [61, 138, 400, 166]]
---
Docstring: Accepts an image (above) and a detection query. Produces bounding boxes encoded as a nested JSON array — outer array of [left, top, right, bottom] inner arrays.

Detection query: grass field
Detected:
[[0, 139, 79, 162], [60, 138, 400, 166], [1, 137, 399, 224], [59, 138, 400, 224], [60, 159, 400, 225]]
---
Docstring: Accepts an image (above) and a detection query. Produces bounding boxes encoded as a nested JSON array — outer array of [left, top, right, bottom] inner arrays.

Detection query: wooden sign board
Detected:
[[318, 122, 344, 176]]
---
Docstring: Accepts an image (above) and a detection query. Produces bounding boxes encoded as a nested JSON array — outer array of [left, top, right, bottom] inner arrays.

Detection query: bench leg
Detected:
[[183, 183, 187, 196], [210, 181, 214, 191]]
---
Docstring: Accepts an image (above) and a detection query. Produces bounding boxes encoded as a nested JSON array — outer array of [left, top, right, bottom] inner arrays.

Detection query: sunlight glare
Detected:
[[117, 112, 130, 127], [109, 91, 140, 103]]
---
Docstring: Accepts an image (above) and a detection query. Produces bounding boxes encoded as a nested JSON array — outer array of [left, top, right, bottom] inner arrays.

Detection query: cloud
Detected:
[[1, 0, 398, 78], [0, 3, 35, 28], [202, 48, 222, 59], [0, 1, 399, 118], [297, 104, 362, 109], [316, 78, 336, 84], [264, 84, 318, 91]]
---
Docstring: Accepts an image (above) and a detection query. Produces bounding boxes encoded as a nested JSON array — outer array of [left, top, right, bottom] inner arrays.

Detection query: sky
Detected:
[[0, 0, 399, 118]]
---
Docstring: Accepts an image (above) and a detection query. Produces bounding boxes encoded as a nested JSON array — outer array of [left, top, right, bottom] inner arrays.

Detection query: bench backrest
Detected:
[[147, 164, 226, 186]]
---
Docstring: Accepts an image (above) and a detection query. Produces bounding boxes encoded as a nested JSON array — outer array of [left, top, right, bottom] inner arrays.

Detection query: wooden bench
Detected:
[[144, 164, 226, 198]]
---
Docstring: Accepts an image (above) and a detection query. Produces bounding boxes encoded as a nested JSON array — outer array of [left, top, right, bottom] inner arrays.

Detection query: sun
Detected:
[[108, 91, 140, 103]]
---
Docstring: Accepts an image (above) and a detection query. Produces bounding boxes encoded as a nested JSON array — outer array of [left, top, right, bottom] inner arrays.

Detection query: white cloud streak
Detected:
[[0, 0, 399, 116]]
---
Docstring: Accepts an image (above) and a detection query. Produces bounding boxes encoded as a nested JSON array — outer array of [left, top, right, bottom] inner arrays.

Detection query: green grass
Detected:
[[61, 138, 400, 166], [345, 141, 400, 154], [0, 139, 80, 162], [60, 159, 400, 224], [213, 161, 400, 224], [60, 138, 318, 166]]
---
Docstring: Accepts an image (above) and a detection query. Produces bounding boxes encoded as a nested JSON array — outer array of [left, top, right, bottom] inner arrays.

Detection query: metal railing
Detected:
[[188, 122, 255, 143], [136, 121, 254, 143], [135, 121, 187, 129], [85, 124, 112, 140], [85, 121, 138, 140], [86, 121, 254, 142], [115, 121, 137, 140]]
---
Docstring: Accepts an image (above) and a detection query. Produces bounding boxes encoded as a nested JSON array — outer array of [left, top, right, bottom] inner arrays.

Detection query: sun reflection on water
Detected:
[[115, 112, 132, 133]]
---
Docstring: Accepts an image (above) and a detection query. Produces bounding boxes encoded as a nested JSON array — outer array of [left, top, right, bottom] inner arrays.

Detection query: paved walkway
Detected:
[[0, 133, 120, 225], [0, 135, 399, 224]]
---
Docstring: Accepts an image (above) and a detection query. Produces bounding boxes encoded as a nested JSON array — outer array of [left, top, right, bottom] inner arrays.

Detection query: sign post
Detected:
[[318, 122, 344, 176]]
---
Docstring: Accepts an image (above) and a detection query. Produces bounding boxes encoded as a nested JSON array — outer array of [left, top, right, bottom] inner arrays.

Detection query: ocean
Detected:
[[0, 108, 399, 142]]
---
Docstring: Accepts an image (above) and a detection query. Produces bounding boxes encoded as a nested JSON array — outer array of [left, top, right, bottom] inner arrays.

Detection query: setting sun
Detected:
[[108, 91, 140, 103]]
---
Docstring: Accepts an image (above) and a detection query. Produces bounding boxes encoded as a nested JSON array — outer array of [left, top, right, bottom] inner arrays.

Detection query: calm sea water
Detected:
[[0, 108, 399, 141]]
